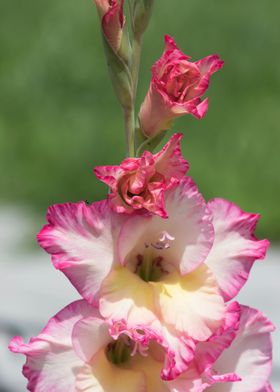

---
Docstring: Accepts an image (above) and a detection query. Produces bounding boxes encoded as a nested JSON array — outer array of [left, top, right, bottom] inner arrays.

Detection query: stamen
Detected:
[[130, 341, 149, 357], [151, 230, 175, 250]]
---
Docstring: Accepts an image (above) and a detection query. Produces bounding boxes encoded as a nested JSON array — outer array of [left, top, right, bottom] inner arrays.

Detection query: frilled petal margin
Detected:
[[37, 200, 124, 304], [9, 301, 95, 392], [205, 305, 275, 392], [205, 198, 269, 301]]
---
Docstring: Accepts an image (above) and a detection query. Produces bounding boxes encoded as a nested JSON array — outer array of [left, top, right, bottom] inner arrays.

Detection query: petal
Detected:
[[119, 177, 214, 275], [258, 383, 273, 392], [190, 98, 209, 119], [72, 316, 111, 363], [37, 200, 122, 304], [139, 84, 176, 137], [99, 266, 157, 327], [208, 305, 275, 392], [127, 351, 170, 392], [160, 327, 197, 380], [205, 198, 269, 301], [195, 54, 225, 76], [163, 35, 181, 52], [194, 302, 241, 374], [168, 365, 209, 392], [9, 300, 95, 392], [76, 351, 146, 392], [129, 151, 155, 194], [186, 55, 224, 100], [154, 133, 189, 185], [94, 165, 123, 190], [152, 265, 225, 341]]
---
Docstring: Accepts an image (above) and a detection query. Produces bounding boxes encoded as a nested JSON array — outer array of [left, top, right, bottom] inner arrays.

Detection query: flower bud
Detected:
[[102, 37, 133, 109], [139, 35, 224, 138], [94, 0, 125, 56], [129, 0, 154, 36], [93, 1, 133, 108]]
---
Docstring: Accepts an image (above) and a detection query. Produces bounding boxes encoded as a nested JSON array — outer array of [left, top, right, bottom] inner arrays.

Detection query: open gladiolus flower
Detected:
[[94, 133, 189, 218], [8, 300, 207, 391], [37, 171, 269, 379], [94, 0, 125, 54], [9, 300, 171, 391], [139, 35, 224, 137], [9, 301, 274, 391]]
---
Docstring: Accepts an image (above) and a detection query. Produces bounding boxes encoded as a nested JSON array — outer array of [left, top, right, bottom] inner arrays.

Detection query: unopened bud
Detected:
[[129, 0, 154, 36]]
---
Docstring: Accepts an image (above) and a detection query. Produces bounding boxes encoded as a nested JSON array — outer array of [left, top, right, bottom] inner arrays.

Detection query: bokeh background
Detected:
[[0, 0, 279, 390]]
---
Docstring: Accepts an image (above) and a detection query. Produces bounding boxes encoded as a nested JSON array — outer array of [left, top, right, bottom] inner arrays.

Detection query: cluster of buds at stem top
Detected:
[[93, 1, 224, 158], [93, 0, 153, 113]]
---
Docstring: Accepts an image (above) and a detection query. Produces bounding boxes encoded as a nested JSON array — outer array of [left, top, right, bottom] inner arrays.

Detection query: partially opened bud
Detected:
[[94, 0, 125, 55], [139, 35, 224, 138]]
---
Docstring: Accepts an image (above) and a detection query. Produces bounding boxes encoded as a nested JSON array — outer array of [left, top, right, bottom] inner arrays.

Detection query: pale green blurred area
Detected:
[[0, 0, 279, 240]]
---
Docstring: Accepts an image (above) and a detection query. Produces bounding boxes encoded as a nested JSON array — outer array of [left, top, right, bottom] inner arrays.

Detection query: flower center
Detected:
[[105, 334, 148, 366], [105, 335, 132, 365], [132, 231, 175, 282]]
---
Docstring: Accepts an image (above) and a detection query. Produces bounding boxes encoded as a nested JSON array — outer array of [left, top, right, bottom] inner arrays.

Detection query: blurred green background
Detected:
[[0, 0, 279, 240]]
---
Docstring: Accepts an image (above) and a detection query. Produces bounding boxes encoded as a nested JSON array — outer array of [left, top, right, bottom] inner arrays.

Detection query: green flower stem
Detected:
[[124, 106, 135, 157], [124, 35, 143, 157]]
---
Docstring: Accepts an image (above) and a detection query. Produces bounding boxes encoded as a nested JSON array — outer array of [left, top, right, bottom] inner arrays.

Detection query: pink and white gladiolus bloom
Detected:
[[94, 133, 189, 218], [37, 171, 269, 377], [139, 35, 224, 137], [9, 301, 274, 391], [8, 300, 205, 391], [9, 300, 172, 391], [94, 0, 125, 54]]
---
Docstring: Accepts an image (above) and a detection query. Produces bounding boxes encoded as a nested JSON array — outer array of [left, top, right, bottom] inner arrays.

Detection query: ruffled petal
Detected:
[[205, 198, 269, 301], [37, 200, 122, 304], [153, 133, 189, 185], [94, 165, 123, 190], [168, 365, 209, 392], [194, 302, 241, 374], [208, 305, 275, 392], [160, 327, 197, 380], [196, 54, 224, 76], [188, 55, 224, 100], [189, 98, 209, 119], [99, 266, 157, 326], [9, 300, 95, 392], [152, 265, 225, 341]]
